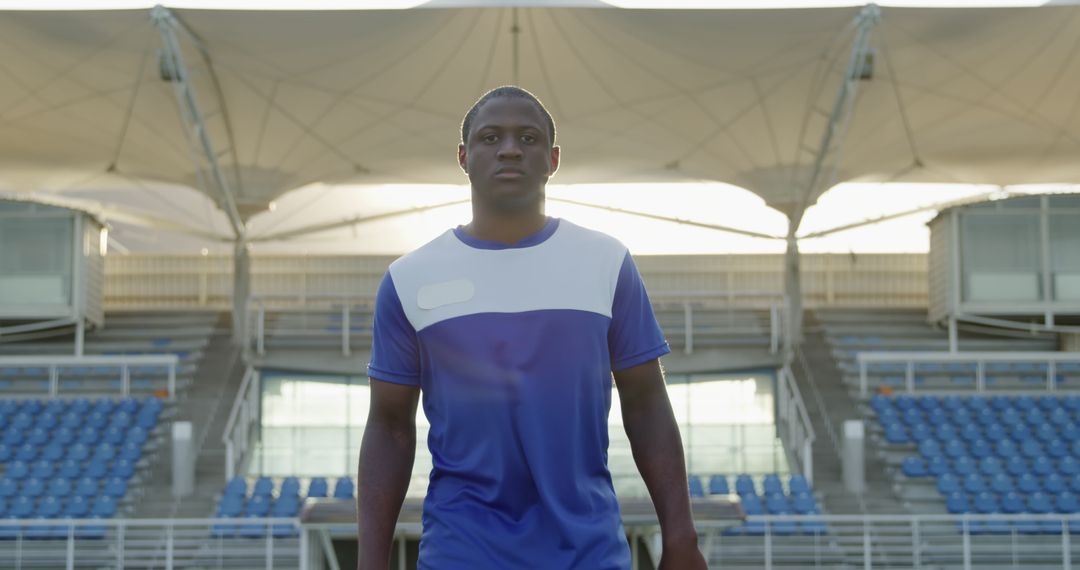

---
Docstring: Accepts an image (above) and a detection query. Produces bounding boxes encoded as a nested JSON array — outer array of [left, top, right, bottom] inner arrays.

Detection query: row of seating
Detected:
[[862, 362, 1080, 374], [223, 476, 355, 500], [689, 474, 812, 498], [0, 397, 161, 417]]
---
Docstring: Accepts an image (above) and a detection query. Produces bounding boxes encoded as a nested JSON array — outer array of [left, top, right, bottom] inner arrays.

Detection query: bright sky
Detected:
[[0, 0, 1066, 9], [230, 181, 1077, 256]]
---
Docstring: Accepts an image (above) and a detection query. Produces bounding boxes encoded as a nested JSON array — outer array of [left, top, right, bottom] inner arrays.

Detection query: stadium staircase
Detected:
[[793, 311, 906, 515], [132, 312, 248, 518]]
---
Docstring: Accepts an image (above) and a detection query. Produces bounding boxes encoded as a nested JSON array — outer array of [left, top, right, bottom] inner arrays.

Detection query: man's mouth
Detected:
[[494, 168, 525, 179]]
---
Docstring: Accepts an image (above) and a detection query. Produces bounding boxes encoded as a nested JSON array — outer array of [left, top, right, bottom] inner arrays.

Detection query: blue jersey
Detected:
[[368, 217, 669, 569]]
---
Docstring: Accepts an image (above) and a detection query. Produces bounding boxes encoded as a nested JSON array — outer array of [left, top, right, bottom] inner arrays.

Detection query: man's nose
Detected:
[[497, 138, 523, 160]]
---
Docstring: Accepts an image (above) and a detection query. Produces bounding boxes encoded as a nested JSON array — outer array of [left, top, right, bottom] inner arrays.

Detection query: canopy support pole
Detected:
[[152, 5, 250, 345], [783, 3, 880, 357]]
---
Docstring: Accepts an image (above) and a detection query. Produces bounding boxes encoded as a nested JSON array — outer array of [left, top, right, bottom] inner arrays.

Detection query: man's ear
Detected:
[[458, 143, 468, 173], [549, 146, 561, 176]]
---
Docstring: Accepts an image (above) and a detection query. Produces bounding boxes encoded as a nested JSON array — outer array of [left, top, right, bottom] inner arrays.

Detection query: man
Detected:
[[358, 86, 706, 570]]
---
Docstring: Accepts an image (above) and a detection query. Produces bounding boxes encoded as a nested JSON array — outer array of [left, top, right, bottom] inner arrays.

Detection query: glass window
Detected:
[[0, 215, 73, 305], [961, 212, 1042, 302], [1050, 213, 1080, 301]]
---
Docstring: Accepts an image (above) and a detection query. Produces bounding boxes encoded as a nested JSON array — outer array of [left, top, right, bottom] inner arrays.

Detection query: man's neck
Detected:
[[463, 208, 548, 246]]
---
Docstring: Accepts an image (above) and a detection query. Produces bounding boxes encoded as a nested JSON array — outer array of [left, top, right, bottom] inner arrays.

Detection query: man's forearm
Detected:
[[356, 419, 416, 570], [620, 379, 697, 544]]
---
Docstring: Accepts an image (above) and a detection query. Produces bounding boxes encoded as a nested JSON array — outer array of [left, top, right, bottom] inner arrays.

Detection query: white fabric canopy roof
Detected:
[[2, 3, 1080, 241]]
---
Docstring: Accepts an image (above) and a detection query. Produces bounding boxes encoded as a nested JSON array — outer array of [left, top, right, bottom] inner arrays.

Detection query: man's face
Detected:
[[458, 97, 560, 213]]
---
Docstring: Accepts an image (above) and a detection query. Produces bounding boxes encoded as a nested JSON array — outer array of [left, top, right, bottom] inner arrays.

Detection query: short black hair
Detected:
[[461, 86, 556, 146]]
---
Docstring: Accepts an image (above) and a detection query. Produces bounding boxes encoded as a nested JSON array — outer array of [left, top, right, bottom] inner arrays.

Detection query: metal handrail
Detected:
[[857, 351, 1080, 396], [222, 365, 259, 481], [777, 365, 816, 485], [0, 354, 178, 400]]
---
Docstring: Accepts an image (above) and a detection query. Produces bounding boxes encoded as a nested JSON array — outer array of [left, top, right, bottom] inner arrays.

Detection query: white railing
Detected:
[[223, 365, 261, 481], [0, 355, 178, 400], [707, 513, 1080, 570], [776, 366, 816, 485], [250, 294, 374, 357], [0, 517, 300, 570], [857, 351, 1080, 397]]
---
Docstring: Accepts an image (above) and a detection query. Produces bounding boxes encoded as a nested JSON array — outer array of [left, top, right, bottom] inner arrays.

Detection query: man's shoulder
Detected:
[[554, 219, 627, 255], [387, 229, 457, 275]]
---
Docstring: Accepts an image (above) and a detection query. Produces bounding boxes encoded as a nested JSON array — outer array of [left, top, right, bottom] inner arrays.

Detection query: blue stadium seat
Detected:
[[239, 513, 269, 538], [92, 443, 116, 463], [884, 423, 908, 444], [902, 457, 927, 478], [918, 439, 942, 459], [271, 497, 300, 517], [762, 474, 783, 496], [958, 422, 981, 442], [0, 444, 10, 463], [27, 427, 49, 446], [60, 412, 81, 430], [110, 412, 133, 430], [945, 492, 969, 514], [1021, 440, 1044, 459], [1047, 438, 1068, 459], [3, 427, 25, 446], [116, 398, 139, 415], [217, 497, 244, 518], [688, 476, 704, 498], [969, 439, 993, 460], [48, 425, 72, 445], [6, 461, 29, 480], [64, 496, 89, 518], [111, 459, 135, 480], [38, 496, 62, 518], [92, 496, 116, 518], [791, 493, 817, 515], [77, 428, 98, 446], [870, 395, 891, 415], [10, 496, 34, 518], [11, 413, 33, 431], [1006, 456, 1028, 477], [990, 473, 1015, 494], [0, 478, 16, 499], [58, 460, 80, 480], [1046, 473, 1067, 494], [765, 495, 790, 514], [1029, 492, 1054, 514], [47, 478, 72, 499], [125, 427, 148, 446], [902, 408, 923, 426], [21, 477, 44, 498], [41, 442, 64, 462], [979, 457, 1004, 476], [35, 413, 57, 431], [1057, 492, 1080, 514], [927, 456, 950, 477], [741, 496, 764, 516], [118, 442, 141, 462], [734, 475, 756, 497], [895, 396, 917, 411], [85, 411, 108, 430], [1001, 491, 1025, 514], [1018, 473, 1041, 494], [973, 492, 999, 514], [944, 439, 967, 459], [1060, 422, 1080, 441], [246, 495, 271, 517], [307, 478, 328, 498], [927, 408, 949, 426], [15, 443, 37, 462], [334, 477, 355, 499], [252, 477, 274, 497], [984, 422, 1007, 442], [1033, 456, 1055, 477], [934, 422, 957, 441], [85, 459, 109, 479], [224, 477, 247, 498], [102, 427, 125, 446], [788, 475, 810, 495], [963, 473, 987, 494], [1062, 457, 1080, 477], [708, 475, 729, 495], [103, 478, 127, 498], [937, 474, 961, 495], [74, 477, 98, 498], [30, 460, 53, 480], [954, 456, 977, 477]]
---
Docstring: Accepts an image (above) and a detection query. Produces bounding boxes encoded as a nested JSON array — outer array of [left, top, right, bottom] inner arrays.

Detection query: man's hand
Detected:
[[658, 534, 708, 570]]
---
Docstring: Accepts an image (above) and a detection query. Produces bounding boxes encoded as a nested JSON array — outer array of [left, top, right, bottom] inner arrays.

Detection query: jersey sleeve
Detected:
[[608, 251, 670, 372], [367, 272, 421, 386]]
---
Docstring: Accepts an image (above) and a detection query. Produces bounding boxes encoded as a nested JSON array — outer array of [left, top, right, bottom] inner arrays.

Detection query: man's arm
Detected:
[[614, 358, 707, 570], [356, 379, 420, 570]]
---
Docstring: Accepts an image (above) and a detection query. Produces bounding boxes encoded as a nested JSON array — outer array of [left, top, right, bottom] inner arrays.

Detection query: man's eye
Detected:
[[482, 134, 498, 144], [521, 135, 536, 144]]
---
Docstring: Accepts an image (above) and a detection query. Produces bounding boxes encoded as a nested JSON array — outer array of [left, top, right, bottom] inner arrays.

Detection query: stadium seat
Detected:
[[1001, 492, 1025, 514], [937, 474, 960, 495], [765, 494, 790, 514], [111, 459, 135, 480], [92, 496, 117, 518], [688, 476, 704, 498], [762, 474, 783, 496], [224, 477, 247, 498], [246, 495, 271, 517], [0, 478, 17, 498], [64, 496, 89, 518], [788, 475, 810, 495], [945, 492, 969, 514], [954, 456, 977, 476], [252, 477, 274, 497], [791, 493, 817, 515], [47, 478, 72, 498], [1057, 492, 1080, 514], [1018, 473, 1041, 494], [902, 457, 927, 478], [708, 475, 729, 495], [990, 473, 1015, 494], [333, 477, 355, 499], [1047, 474, 1068, 494], [6, 461, 29, 480], [731, 474, 754, 497], [307, 478, 328, 498], [103, 478, 127, 498]]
